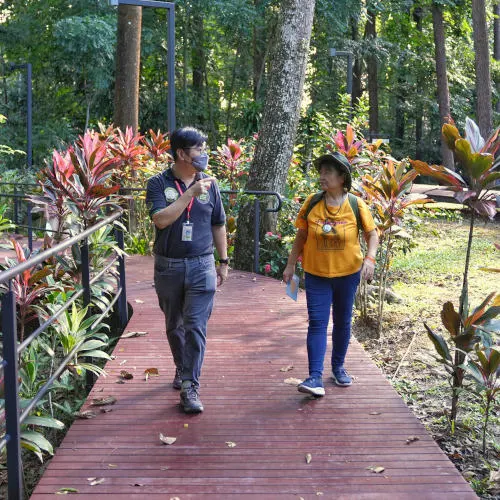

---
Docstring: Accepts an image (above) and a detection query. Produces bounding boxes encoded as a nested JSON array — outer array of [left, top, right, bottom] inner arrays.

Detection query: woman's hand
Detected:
[[283, 263, 295, 284], [361, 258, 375, 281]]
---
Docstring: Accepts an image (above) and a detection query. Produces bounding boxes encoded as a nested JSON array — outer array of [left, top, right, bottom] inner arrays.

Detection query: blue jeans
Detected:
[[154, 254, 217, 387], [304, 271, 361, 378]]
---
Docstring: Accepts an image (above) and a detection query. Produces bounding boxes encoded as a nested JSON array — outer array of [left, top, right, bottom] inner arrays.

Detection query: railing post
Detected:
[[115, 226, 128, 328], [80, 239, 93, 390], [13, 188, 19, 234], [27, 202, 33, 252], [253, 198, 260, 274], [2, 283, 23, 499]]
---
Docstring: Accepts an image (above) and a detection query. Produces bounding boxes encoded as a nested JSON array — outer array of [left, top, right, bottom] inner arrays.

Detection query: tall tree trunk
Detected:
[[414, 6, 424, 160], [350, 16, 362, 107], [472, 0, 493, 137], [114, 5, 142, 133], [234, 0, 316, 271], [365, 8, 379, 135], [432, 3, 455, 170], [494, 2, 500, 113]]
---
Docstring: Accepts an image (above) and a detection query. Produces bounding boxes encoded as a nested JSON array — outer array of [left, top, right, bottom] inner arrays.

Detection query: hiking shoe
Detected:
[[180, 384, 204, 413], [297, 376, 325, 397], [332, 367, 352, 387], [172, 368, 182, 390]]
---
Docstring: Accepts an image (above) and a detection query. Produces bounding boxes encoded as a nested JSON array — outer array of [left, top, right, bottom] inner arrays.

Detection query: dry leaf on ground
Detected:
[[369, 411, 381, 415], [75, 410, 96, 419], [121, 331, 148, 339], [56, 487, 79, 494], [305, 453, 312, 464], [134, 299, 144, 303], [405, 436, 420, 445], [225, 441, 237, 448], [284, 377, 302, 385], [145, 367, 159, 381], [159, 433, 176, 445], [367, 466, 385, 473], [120, 370, 133, 380], [280, 365, 294, 372], [89, 478, 105, 486], [91, 396, 117, 406]]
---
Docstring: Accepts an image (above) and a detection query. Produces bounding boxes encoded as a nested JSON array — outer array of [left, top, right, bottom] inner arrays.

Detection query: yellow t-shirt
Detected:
[[295, 193, 376, 278]]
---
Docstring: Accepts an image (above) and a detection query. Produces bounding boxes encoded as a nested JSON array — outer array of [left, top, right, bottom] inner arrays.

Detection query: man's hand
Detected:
[[188, 177, 214, 197], [216, 264, 228, 286]]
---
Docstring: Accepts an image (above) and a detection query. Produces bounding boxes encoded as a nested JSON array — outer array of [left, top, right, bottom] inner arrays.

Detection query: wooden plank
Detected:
[[30, 255, 477, 499]]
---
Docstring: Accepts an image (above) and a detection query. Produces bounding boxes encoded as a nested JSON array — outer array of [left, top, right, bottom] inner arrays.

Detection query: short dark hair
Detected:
[[170, 127, 207, 160]]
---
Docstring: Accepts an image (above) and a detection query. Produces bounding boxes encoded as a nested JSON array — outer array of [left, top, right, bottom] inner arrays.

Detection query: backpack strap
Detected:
[[303, 191, 325, 220], [347, 193, 361, 236]]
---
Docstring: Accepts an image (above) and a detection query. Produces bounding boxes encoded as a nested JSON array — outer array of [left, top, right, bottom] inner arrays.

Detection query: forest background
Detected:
[[0, 0, 498, 175]]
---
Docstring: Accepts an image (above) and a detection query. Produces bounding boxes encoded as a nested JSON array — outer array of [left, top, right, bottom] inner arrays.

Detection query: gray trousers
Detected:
[[154, 254, 217, 387]]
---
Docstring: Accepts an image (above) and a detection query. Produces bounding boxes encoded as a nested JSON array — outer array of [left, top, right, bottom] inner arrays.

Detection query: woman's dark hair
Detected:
[[170, 127, 207, 160]]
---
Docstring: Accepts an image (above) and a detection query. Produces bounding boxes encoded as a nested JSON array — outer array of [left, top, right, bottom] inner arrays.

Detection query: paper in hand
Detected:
[[286, 274, 300, 301]]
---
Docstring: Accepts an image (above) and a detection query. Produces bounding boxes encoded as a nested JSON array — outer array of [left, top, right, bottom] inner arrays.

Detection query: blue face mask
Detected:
[[192, 153, 209, 172]]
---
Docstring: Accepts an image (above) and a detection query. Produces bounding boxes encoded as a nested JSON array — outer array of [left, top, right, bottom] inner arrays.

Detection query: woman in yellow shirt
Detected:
[[283, 152, 379, 396]]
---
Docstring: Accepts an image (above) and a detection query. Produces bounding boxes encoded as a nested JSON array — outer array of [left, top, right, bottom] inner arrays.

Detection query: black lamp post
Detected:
[[6, 62, 32, 170], [330, 48, 353, 115], [110, 0, 176, 131]]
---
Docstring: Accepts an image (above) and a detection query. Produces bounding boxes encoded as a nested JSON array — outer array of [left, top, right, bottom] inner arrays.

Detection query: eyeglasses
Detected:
[[184, 145, 207, 154]]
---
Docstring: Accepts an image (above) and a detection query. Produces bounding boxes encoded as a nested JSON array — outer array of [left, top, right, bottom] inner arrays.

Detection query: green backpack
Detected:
[[304, 192, 362, 235]]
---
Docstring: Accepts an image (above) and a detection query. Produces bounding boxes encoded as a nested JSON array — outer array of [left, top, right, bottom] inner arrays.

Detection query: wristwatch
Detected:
[[218, 258, 229, 265]]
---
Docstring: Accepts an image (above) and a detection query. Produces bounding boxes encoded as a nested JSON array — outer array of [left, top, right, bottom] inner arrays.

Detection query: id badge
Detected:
[[182, 222, 193, 241]]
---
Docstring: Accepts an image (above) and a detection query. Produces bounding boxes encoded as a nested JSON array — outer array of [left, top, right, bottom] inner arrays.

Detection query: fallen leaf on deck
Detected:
[[225, 441, 237, 448], [56, 487, 79, 494], [184, 423, 189, 428], [91, 396, 117, 406], [316, 493, 324, 496], [305, 453, 312, 464], [120, 370, 133, 380], [367, 466, 385, 473], [284, 378, 302, 385], [134, 299, 144, 304], [108, 464, 117, 468], [170, 497, 180, 500], [145, 367, 159, 381], [252, 277, 257, 282], [405, 436, 419, 445], [75, 410, 96, 419], [119, 360, 127, 365], [89, 478, 105, 486], [159, 433, 176, 445], [122, 331, 148, 339], [133, 483, 144, 487], [280, 365, 294, 372], [369, 411, 381, 415]]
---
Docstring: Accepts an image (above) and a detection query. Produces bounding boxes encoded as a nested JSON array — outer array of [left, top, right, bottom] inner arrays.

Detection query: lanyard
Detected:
[[174, 180, 194, 221]]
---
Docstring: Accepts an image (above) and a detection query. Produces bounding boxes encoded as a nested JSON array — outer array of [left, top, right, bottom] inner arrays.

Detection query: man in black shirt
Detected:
[[146, 127, 228, 413]]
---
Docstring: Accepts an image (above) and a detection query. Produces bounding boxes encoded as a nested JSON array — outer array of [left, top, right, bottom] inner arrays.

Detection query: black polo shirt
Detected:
[[146, 168, 226, 258]]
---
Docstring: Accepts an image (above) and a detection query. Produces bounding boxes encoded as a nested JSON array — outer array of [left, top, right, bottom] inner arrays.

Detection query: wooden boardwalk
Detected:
[[30, 255, 476, 499]]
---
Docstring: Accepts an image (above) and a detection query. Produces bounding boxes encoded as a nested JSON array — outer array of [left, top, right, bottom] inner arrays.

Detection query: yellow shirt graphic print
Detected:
[[315, 219, 346, 251], [295, 193, 376, 278]]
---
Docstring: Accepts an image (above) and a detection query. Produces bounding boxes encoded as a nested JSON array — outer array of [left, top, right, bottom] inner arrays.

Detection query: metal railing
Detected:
[[120, 187, 283, 273], [0, 209, 128, 499]]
